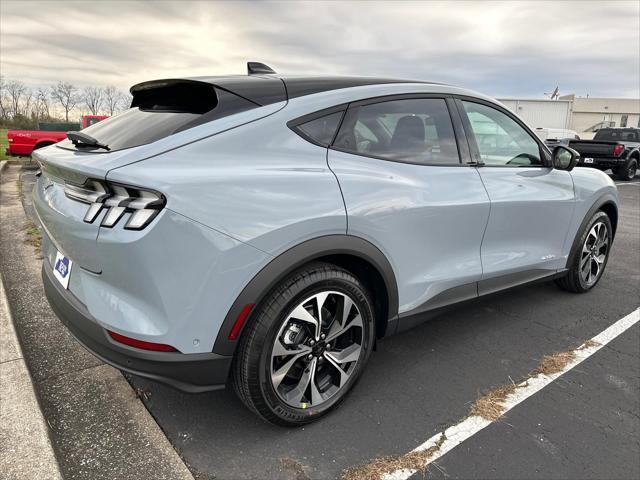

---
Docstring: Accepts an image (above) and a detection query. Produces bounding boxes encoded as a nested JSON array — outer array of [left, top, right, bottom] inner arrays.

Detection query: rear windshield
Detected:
[[594, 129, 638, 142], [58, 81, 256, 152]]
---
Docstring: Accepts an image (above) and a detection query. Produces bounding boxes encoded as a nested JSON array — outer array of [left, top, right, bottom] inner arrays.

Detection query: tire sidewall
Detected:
[[618, 158, 638, 181], [255, 270, 375, 424], [573, 211, 612, 291], [625, 158, 638, 181]]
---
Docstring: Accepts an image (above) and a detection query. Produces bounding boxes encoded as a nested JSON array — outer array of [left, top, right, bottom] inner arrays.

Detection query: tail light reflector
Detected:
[[107, 330, 179, 352], [228, 304, 255, 340]]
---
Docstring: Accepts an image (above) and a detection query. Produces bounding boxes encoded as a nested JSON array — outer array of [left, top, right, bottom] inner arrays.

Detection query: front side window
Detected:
[[462, 101, 542, 166], [333, 98, 459, 165]]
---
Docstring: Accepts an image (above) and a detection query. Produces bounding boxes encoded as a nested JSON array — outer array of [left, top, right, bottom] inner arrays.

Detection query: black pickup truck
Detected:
[[552, 128, 639, 181]]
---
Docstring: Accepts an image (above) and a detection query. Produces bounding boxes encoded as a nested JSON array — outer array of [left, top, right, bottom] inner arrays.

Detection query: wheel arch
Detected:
[[213, 235, 399, 356], [566, 193, 618, 270], [33, 141, 55, 151]]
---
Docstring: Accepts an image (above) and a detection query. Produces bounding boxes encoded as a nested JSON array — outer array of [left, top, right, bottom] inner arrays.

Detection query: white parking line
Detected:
[[384, 307, 640, 480], [615, 182, 640, 186]]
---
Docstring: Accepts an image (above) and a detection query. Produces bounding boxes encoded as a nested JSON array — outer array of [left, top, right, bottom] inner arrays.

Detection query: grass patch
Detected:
[[341, 433, 446, 480], [1, 128, 27, 162], [17, 174, 23, 200], [25, 221, 42, 251]]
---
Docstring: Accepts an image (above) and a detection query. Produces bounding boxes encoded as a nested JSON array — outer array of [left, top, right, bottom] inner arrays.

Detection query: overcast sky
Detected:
[[1, 0, 639, 98]]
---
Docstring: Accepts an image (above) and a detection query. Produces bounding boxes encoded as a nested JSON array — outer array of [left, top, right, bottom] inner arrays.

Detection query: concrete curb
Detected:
[[1, 270, 63, 479], [2, 158, 63, 478], [1, 161, 196, 480]]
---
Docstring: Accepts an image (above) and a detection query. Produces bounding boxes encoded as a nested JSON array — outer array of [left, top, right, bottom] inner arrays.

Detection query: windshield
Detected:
[[594, 129, 638, 142]]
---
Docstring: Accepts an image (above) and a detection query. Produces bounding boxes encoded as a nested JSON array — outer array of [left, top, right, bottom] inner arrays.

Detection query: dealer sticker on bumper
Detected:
[[584, 157, 594, 164], [53, 251, 72, 289]]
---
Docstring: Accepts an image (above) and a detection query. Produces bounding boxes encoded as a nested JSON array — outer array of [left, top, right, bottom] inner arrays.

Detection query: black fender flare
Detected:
[[565, 192, 618, 270], [213, 234, 399, 355]]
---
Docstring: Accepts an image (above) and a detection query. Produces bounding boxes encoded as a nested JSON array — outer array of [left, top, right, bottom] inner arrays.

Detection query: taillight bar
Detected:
[[64, 180, 165, 230]]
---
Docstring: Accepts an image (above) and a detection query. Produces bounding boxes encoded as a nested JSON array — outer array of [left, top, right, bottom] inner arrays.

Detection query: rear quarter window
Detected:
[[291, 111, 344, 147]]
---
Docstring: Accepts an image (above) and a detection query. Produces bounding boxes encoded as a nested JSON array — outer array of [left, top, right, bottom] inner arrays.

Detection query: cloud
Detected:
[[1, 0, 638, 98]]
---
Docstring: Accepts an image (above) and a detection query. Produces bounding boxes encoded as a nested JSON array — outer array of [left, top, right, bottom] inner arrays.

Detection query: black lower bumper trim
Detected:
[[579, 159, 624, 169], [42, 262, 232, 393]]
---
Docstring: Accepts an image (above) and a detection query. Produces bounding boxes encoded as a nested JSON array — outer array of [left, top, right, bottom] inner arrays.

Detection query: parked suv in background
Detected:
[[35, 64, 618, 425]]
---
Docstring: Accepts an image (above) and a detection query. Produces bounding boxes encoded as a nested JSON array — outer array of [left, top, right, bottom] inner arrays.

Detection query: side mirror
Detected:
[[553, 145, 579, 171]]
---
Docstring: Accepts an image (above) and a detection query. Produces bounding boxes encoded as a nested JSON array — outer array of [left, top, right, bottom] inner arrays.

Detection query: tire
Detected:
[[555, 210, 612, 293], [231, 262, 376, 426], [614, 158, 638, 181]]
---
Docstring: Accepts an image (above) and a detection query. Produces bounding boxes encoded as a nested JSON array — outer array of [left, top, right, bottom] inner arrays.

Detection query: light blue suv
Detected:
[[35, 64, 618, 425]]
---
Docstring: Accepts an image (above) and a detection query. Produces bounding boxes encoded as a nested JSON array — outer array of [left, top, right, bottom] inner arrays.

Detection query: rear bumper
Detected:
[[579, 157, 626, 169], [42, 261, 232, 392]]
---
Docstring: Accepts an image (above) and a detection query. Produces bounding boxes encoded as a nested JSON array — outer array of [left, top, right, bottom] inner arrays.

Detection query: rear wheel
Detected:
[[556, 211, 612, 293], [231, 262, 375, 426], [614, 158, 637, 181]]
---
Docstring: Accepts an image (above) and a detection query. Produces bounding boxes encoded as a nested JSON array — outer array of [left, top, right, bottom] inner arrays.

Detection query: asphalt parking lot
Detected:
[[6, 164, 640, 480], [130, 175, 639, 479]]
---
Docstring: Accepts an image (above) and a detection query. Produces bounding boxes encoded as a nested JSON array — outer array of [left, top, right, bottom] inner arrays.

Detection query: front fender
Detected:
[[563, 167, 619, 268]]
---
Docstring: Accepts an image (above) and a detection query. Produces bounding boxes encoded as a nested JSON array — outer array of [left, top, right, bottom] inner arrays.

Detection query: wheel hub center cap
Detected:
[[312, 341, 327, 356]]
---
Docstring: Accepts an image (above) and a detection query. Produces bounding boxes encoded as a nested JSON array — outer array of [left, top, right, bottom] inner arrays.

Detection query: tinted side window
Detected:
[[295, 112, 344, 146], [462, 101, 542, 166], [333, 98, 460, 165]]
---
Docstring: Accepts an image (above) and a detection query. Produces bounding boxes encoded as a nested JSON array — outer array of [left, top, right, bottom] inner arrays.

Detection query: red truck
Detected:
[[6, 115, 107, 156]]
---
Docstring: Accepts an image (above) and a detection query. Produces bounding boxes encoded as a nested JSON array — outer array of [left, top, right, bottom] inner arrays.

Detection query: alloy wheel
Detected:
[[580, 221, 609, 286], [270, 291, 364, 409]]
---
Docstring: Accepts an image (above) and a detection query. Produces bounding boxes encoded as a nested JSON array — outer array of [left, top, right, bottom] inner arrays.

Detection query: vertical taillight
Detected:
[[613, 144, 625, 157], [64, 180, 165, 230]]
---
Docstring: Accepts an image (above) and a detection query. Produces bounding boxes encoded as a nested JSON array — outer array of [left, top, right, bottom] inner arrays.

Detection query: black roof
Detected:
[[131, 75, 432, 107]]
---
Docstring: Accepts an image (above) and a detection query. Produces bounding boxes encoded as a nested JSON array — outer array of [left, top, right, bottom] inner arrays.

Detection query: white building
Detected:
[[560, 95, 640, 133], [498, 95, 640, 139], [498, 98, 572, 129]]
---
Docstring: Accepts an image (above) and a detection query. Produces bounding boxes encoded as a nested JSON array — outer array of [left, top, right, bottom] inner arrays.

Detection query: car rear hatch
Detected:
[[33, 76, 287, 273]]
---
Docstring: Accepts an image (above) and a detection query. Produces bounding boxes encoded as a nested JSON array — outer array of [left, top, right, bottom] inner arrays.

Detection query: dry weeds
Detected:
[[25, 221, 42, 250], [534, 351, 576, 376], [468, 384, 517, 421], [341, 433, 446, 480], [579, 339, 601, 350], [342, 337, 601, 479], [280, 457, 311, 480]]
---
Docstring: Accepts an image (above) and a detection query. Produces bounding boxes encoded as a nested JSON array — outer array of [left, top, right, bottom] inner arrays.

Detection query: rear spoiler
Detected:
[[130, 72, 287, 108]]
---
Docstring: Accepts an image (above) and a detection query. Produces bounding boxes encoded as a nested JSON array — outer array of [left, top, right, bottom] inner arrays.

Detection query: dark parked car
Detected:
[[556, 128, 640, 181]]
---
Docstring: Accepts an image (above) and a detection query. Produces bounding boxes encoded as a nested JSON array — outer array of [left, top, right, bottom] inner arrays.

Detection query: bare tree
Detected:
[[83, 86, 103, 115], [34, 88, 51, 120], [6, 79, 29, 118], [20, 90, 33, 117], [103, 85, 129, 116], [0, 76, 8, 120], [50, 81, 79, 122]]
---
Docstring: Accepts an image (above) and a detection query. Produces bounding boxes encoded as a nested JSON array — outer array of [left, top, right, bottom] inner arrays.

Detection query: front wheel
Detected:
[[556, 211, 612, 293], [231, 262, 376, 426]]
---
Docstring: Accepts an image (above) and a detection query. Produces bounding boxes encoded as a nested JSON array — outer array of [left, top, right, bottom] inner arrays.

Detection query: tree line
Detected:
[[0, 76, 132, 129]]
